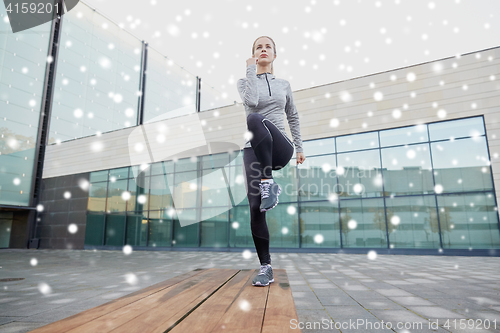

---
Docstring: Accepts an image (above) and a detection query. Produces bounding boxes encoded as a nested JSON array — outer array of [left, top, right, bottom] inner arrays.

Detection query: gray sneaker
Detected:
[[259, 182, 281, 212], [252, 264, 274, 286]]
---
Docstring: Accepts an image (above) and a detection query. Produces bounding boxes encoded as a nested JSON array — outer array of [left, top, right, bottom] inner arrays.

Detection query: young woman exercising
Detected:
[[237, 36, 306, 286]]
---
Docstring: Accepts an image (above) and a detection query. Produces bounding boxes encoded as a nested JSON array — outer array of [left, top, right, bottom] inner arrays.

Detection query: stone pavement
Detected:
[[0, 249, 499, 333]]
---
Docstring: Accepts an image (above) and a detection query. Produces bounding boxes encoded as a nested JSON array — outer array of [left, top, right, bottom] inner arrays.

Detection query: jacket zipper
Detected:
[[265, 73, 271, 96]]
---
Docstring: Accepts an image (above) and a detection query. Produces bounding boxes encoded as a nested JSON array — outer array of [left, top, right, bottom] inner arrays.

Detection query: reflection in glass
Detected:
[[104, 214, 125, 246], [151, 161, 174, 175], [201, 168, 230, 207], [90, 170, 108, 183], [149, 174, 173, 210], [109, 167, 129, 180], [437, 193, 500, 249], [337, 132, 379, 153], [172, 171, 199, 210], [126, 211, 148, 246], [148, 210, 172, 247], [380, 144, 434, 196], [201, 209, 229, 247], [380, 124, 428, 147], [337, 150, 383, 198], [106, 179, 127, 212], [88, 182, 107, 212], [127, 174, 150, 212], [173, 209, 199, 247], [230, 165, 248, 207], [267, 203, 299, 248], [202, 152, 228, 169], [84, 213, 105, 246], [143, 46, 197, 123], [298, 155, 337, 202], [229, 206, 252, 247], [300, 201, 340, 248], [49, 2, 142, 143], [385, 196, 440, 248], [428, 116, 484, 141], [431, 137, 493, 193], [302, 138, 335, 156], [0, 5, 52, 206], [340, 198, 387, 248]]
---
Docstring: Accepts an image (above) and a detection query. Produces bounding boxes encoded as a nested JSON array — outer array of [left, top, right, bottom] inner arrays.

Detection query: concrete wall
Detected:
[[43, 47, 500, 209], [36, 173, 89, 249]]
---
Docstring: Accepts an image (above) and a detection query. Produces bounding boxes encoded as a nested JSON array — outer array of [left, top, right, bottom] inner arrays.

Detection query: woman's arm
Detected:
[[237, 64, 259, 107], [285, 81, 304, 153]]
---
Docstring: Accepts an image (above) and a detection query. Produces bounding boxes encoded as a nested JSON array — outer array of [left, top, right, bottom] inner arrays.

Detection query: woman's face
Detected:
[[253, 37, 276, 66]]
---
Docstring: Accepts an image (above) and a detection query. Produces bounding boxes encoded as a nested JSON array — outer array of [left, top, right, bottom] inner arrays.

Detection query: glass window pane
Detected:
[[130, 164, 151, 179], [49, 2, 142, 143], [151, 161, 174, 175], [268, 203, 299, 248], [143, 46, 197, 123], [385, 195, 440, 249], [149, 174, 173, 211], [88, 182, 107, 212], [340, 198, 387, 248], [126, 211, 148, 246], [0, 6, 52, 206], [84, 213, 105, 246], [127, 175, 150, 212], [298, 155, 337, 202], [273, 159, 298, 203], [109, 167, 129, 181], [431, 137, 493, 193], [90, 170, 108, 183], [201, 169, 230, 207], [428, 117, 485, 141], [337, 150, 383, 198], [104, 214, 125, 246], [148, 210, 173, 247], [173, 209, 199, 247], [231, 165, 248, 207], [106, 179, 128, 212], [229, 206, 252, 247], [337, 132, 379, 153], [380, 144, 434, 196], [380, 124, 428, 147], [437, 192, 500, 249], [200, 209, 228, 248], [175, 157, 198, 172], [302, 138, 335, 156], [202, 153, 229, 169], [300, 201, 340, 248], [229, 150, 243, 166], [172, 171, 199, 209]]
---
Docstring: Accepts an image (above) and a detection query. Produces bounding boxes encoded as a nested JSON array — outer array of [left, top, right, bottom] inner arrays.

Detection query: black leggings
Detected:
[[242, 113, 294, 265]]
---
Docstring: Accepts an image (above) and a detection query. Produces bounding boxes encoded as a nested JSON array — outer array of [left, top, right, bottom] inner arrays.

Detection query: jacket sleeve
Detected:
[[237, 64, 259, 107], [285, 81, 304, 153]]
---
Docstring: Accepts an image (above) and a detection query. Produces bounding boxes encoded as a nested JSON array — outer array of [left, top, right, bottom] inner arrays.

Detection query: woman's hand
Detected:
[[296, 152, 306, 165], [246, 57, 258, 67]]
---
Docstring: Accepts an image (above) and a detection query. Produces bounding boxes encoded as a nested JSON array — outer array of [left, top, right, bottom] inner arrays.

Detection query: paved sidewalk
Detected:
[[0, 249, 499, 333]]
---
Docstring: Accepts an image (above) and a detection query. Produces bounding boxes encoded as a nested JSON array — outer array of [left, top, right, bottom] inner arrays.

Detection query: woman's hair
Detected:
[[252, 36, 276, 74]]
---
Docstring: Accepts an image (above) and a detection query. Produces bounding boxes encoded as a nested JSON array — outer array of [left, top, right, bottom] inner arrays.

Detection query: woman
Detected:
[[237, 36, 306, 286]]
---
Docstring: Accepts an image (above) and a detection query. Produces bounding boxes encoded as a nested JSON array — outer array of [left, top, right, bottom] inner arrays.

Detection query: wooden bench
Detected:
[[30, 268, 300, 333]]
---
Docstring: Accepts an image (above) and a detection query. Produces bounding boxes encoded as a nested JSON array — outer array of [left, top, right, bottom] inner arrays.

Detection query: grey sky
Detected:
[[81, 0, 499, 105]]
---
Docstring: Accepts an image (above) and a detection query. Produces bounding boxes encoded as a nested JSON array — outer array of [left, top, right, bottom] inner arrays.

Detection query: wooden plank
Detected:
[[116, 269, 239, 333], [30, 269, 209, 333], [209, 269, 270, 333], [262, 269, 301, 333], [63, 269, 238, 332], [169, 269, 255, 333]]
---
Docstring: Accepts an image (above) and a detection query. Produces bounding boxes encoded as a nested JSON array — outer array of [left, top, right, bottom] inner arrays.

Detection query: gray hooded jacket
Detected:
[[237, 64, 303, 153]]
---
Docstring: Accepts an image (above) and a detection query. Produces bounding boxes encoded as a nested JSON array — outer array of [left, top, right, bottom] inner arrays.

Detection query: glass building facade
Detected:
[[84, 116, 500, 250], [0, 7, 53, 206]]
